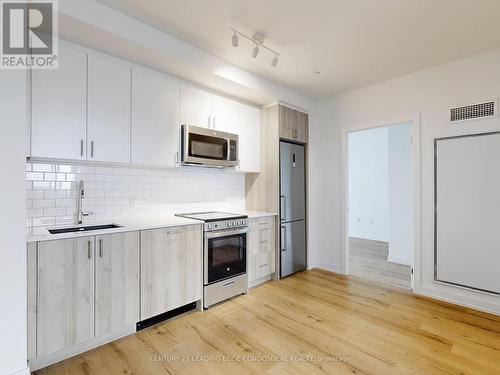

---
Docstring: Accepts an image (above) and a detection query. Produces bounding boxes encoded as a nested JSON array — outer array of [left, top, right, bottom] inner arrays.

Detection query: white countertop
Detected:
[[26, 210, 277, 243], [26, 215, 202, 243], [239, 210, 277, 219]]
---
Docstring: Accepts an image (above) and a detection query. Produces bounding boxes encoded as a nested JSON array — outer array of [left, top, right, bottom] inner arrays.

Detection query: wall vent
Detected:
[[450, 100, 497, 123]]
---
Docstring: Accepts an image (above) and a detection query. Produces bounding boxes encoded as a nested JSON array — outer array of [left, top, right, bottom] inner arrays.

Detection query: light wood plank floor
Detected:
[[36, 269, 500, 375], [350, 237, 411, 290]]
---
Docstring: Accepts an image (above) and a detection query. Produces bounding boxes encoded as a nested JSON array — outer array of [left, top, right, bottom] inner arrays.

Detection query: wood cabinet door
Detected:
[[141, 225, 202, 320], [278, 105, 308, 143], [131, 66, 180, 167], [31, 42, 87, 160], [180, 85, 212, 128], [279, 105, 294, 140], [295, 111, 309, 143], [37, 237, 95, 357], [95, 232, 140, 337], [88, 54, 131, 163]]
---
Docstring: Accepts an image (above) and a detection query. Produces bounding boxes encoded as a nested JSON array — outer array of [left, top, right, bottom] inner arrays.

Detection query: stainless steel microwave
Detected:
[[181, 125, 239, 168]]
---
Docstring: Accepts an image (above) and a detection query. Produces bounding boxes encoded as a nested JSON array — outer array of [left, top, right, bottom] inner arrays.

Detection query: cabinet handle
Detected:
[[208, 115, 211, 128], [222, 281, 235, 288], [99, 239, 103, 258], [166, 230, 184, 235], [259, 240, 269, 244], [213, 116, 216, 129], [175, 152, 179, 165], [259, 264, 268, 268], [90, 141, 94, 158], [80, 140, 84, 157], [87, 240, 92, 259], [280, 225, 286, 252]]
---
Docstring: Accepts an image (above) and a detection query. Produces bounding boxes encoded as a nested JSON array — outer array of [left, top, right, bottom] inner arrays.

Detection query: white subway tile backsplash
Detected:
[[27, 172, 44, 181], [26, 161, 245, 229], [33, 199, 55, 209]]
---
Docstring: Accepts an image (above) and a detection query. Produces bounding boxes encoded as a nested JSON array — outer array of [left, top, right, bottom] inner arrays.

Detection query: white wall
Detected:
[[310, 47, 500, 314], [348, 127, 389, 241], [388, 123, 412, 265], [0, 71, 28, 374]]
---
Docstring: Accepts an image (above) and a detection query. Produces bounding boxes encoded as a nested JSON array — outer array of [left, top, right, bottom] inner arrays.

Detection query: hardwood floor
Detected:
[[36, 269, 500, 375], [350, 237, 411, 289]]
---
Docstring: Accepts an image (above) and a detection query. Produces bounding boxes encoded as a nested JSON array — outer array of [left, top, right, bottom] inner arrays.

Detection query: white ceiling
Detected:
[[96, 0, 500, 98]]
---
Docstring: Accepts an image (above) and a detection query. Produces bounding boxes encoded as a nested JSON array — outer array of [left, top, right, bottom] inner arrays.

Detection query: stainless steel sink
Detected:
[[48, 224, 122, 234]]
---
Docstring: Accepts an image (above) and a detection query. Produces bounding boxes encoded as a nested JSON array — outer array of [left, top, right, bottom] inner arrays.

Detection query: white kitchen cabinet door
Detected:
[[180, 85, 212, 128], [212, 95, 261, 172], [37, 237, 95, 357], [140, 225, 202, 320], [131, 67, 180, 167], [95, 232, 140, 337], [88, 55, 131, 163], [31, 43, 87, 160]]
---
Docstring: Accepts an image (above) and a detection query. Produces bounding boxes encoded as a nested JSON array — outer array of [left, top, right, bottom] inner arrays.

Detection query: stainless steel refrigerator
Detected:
[[280, 141, 306, 277]]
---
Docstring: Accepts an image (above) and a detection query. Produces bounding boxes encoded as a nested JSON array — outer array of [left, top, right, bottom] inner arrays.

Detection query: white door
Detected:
[[131, 67, 180, 167], [211, 96, 261, 172], [31, 43, 87, 160], [88, 55, 131, 163], [180, 85, 212, 128]]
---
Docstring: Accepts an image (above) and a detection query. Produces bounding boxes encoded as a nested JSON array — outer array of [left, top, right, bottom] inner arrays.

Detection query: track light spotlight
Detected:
[[271, 54, 278, 67], [232, 31, 239, 47], [252, 44, 259, 58]]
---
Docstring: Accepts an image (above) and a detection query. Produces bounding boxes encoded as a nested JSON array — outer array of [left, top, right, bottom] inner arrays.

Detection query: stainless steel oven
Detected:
[[175, 212, 249, 309], [181, 125, 238, 168], [204, 227, 247, 285]]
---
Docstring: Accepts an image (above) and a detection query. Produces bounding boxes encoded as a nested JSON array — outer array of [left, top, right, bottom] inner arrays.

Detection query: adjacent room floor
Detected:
[[350, 237, 411, 290], [36, 269, 500, 375]]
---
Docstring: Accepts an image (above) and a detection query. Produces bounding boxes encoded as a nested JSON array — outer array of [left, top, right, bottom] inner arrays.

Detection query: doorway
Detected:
[[345, 122, 414, 290]]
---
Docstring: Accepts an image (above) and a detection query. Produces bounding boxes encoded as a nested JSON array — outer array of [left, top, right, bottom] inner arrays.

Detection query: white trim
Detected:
[[416, 284, 500, 316], [314, 262, 341, 274], [7, 367, 30, 375], [340, 114, 422, 290], [348, 234, 389, 243], [387, 255, 412, 266]]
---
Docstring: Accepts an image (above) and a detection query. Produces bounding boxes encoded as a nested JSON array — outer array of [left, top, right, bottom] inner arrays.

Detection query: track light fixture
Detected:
[[271, 54, 278, 67], [252, 43, 259, 58], [230, 28, 280, 67], [232, 31, 239, 47]]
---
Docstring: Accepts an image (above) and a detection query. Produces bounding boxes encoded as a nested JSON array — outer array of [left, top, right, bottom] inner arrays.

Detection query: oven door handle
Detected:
[[205, 228, 249, 239]]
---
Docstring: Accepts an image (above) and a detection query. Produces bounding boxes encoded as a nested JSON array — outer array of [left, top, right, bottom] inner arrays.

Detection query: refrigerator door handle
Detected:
[[280, 225, 286, 251], [280, 195, 286, 222]]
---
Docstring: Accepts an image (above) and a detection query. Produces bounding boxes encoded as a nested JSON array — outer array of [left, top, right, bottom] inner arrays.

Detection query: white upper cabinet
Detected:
[[180, 85, 212, 128], [132, 67, 180, 167], [31, 43, 87, 160], [88, 54, 131, 163], [211, 95, 261, 173]]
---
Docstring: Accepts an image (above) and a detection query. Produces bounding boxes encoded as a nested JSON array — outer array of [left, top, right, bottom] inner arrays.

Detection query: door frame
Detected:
[[340, 114, 422, 290]]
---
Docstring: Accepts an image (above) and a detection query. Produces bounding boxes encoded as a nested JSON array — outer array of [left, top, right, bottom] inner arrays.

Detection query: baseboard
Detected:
[[348, 234, 389, 243], [414, 284, 500, 316], [8, 367, 30, 375], [315, 262, 341, 274], [387, 255, 411, 266]]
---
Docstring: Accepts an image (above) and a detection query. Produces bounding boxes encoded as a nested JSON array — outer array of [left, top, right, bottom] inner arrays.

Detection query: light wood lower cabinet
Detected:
[[248, 217, 277, 284], [140, 225, 202, 320], [37, 237, 95, 357], [95, 232, 139, 337]]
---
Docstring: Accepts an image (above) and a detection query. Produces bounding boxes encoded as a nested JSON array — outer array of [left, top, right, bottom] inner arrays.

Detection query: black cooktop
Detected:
[[175, 211, 247, 222]]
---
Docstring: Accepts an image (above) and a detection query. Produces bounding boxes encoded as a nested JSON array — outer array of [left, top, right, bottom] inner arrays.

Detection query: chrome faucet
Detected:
[[77, 180, 93, 225]]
